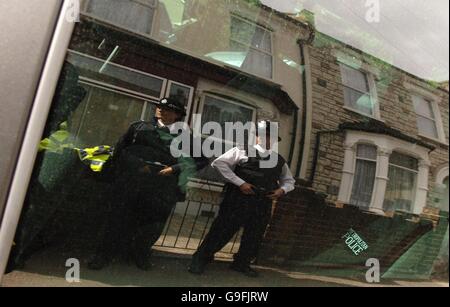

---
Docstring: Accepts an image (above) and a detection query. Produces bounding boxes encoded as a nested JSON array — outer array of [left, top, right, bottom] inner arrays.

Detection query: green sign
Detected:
[[342, 229, 369, 256]]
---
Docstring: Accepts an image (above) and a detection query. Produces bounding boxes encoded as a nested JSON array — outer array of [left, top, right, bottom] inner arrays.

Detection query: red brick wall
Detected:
[[260, 185, 445, 279]]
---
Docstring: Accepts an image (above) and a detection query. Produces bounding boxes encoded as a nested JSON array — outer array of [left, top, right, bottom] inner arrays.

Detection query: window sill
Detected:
[[331, 201, 406, 217], [343, 106, 384, 123], [417, 134, 449, 147]]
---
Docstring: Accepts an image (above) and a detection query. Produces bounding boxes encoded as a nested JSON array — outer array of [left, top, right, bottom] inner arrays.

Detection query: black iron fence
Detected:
[[154, 179, 243, 258]]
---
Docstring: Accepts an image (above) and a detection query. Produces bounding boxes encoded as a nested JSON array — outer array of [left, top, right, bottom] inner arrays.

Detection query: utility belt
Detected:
[[120, 147, 173, 171], [225, 183, 272, 203]]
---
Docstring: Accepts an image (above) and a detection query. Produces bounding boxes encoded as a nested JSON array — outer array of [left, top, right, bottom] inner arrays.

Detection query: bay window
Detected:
[[338, 131, 430, 215]]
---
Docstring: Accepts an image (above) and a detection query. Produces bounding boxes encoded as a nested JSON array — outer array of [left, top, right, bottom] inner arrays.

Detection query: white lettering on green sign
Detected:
[[342, 229, 369, 256]]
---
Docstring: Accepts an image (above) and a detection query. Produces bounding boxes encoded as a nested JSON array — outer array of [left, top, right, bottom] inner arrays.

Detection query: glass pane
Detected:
[[144, 102, 157, 121], [167, 83, 191, 107], [201, 15, 273, 79], [70, 84, 145, 147], [417, 116, 439, 139], [413, 95, 434, 118], [160, 0, 187, 27], [231, 16, 256, 46], [85, 0, 155, 34], [350, 160, 376, 208], [242, 49, 273, 79], [389, 152, 419, 171], [227, 41, 272, 79], [202, 96, 254, 134], [228, 40, 250, 66], [231, 17, 271, 53], [340, 64, 369, 93], [443, 177, 449, 213], [67, 52, 164, 98], [252, 27, 272, 53], [356, 144, 377, 160], [384, 165, 417, 212], [343, 87, 373, 115]]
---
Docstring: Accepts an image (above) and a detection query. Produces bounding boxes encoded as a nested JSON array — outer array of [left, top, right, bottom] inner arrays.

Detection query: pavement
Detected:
[[1, 248, 448, 287]]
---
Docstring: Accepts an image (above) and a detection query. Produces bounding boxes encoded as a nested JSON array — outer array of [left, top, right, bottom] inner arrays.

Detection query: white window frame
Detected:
[[338, 131, 431, 215], [68, 50, 167, 101], [197, 93, 257, 147], [229, 14, 275, 81], [80, 0, 158, 39], [405, 82, 447, 144], [68, 50, 195, 123], [414, 96, 438, 138], [72, 80, 154, 146], [339, 62, 381, 120]]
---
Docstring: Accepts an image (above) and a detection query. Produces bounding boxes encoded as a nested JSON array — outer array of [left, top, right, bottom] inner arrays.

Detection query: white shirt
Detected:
[[211, 145, 295, 194], [157, 119, 176, 130]]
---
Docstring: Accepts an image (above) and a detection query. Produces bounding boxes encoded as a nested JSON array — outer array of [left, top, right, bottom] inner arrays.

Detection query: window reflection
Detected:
[[83, 0, 158, 35]]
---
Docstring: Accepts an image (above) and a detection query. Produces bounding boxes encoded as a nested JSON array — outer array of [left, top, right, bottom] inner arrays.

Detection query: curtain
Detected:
[[86, 0, 156, 34], [383, 165, 417, 212], [350, 145, 377, 208], [230, 17, 273, 79], [241, 26, 272, 79]]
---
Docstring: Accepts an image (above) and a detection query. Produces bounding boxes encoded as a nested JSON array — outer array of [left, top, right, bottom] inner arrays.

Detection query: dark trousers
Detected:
[[93, 157, 177, 262], [9, 150, 75, 266], [194, 191, 272, 266]]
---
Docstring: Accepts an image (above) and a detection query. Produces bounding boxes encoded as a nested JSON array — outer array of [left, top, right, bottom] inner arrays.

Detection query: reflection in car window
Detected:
[[3, 0, 449, 288]]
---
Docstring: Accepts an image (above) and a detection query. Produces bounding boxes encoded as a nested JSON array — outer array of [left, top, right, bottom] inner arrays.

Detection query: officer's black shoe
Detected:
[[188, 255, 207, 275], [135, 255, 154, 271], [87, 256, 111, 271], [230, 263, 260, 278]]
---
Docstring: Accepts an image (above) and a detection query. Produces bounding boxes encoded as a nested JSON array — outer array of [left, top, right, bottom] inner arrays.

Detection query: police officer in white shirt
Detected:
[[189, 121, 295, 277]]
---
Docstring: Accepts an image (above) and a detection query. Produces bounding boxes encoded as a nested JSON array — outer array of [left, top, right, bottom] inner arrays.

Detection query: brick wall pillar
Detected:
[[259, 186, 323, 265]]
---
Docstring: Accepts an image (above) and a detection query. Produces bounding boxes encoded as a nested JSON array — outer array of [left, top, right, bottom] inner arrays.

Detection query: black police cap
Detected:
[[157, 97, 187, 116]]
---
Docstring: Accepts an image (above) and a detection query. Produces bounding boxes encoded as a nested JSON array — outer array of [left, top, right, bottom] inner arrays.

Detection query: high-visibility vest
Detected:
[[38, 122, 73, 153], [75, 145, 113, 172], [39, 122, 113, 172]]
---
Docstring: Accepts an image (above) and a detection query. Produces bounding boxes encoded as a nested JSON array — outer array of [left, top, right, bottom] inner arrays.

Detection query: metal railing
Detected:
[[154, 179, 243, 258]]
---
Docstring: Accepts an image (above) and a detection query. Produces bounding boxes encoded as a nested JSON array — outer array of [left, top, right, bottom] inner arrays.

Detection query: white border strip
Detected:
[[0, 1, 75, 282]]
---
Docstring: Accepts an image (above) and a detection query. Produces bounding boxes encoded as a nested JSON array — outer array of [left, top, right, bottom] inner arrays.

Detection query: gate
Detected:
[[154, 179, 243, 259]]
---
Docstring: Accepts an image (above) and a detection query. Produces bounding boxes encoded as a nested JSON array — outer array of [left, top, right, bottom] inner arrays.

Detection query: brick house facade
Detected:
[[261, 28, 449, 279]]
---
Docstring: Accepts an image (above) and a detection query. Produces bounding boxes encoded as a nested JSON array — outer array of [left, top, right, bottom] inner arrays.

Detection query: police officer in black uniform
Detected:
[[188, 121, 295, 277], [88, 97, 205, 270]]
